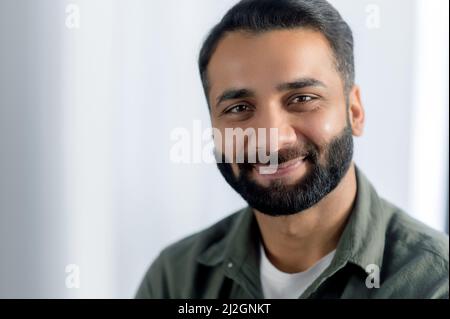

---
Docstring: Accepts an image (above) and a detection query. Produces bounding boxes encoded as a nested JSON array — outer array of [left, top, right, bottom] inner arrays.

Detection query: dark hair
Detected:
[[198, 0, 355, 103]]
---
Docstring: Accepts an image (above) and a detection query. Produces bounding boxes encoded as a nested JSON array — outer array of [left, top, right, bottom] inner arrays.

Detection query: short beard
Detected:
[[216, 125, 354, 216]]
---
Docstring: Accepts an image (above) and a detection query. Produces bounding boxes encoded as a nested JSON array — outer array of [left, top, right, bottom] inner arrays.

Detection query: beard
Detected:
[[215, 125, 354, 216]]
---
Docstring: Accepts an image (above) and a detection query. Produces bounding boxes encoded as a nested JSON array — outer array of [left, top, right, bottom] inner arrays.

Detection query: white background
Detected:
[[0, 0, 448, 298]]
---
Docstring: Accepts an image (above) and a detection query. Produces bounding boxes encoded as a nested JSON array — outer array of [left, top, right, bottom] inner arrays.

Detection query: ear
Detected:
[[348, 85, 365, 137]]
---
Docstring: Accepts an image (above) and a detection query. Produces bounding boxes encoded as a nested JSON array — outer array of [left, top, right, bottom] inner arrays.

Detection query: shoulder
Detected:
[[135, 207, 245, 298], [380, 198, 449, 298], [160, 209, 241, 262], [383, 198, 448, 261]]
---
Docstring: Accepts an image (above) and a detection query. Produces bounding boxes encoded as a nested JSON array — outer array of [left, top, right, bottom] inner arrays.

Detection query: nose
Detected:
[[253, 103, 298, 153]]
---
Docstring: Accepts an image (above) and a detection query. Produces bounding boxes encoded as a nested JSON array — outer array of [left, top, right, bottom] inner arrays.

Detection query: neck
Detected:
[[254, 163, 357, 273]]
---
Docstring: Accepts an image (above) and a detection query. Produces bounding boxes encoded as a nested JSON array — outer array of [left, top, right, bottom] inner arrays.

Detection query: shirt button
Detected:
[[227, 262, 233, 268]]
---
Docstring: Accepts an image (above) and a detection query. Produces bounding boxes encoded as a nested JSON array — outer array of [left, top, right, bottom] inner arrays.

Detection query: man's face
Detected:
[[207, 29, 357, 216]]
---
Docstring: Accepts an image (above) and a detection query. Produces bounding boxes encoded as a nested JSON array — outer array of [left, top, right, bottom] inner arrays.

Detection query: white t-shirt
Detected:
[[259, 245, 336, 299]]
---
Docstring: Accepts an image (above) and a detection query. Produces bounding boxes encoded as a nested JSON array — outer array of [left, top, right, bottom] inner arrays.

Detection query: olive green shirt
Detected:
[[136, 167, 449, 299]]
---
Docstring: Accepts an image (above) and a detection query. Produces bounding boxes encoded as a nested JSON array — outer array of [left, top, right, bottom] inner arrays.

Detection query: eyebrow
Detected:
[[276, 77, 327, 91], [215, 77, 326, 108], [216, 88, 255, 108]]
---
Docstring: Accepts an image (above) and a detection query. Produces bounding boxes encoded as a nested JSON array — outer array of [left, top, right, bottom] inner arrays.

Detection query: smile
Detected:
[[252, 156, 307, 179]]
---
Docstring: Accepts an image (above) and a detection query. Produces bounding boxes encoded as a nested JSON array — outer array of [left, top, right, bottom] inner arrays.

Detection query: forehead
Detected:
[[207, 29, 340, 99]]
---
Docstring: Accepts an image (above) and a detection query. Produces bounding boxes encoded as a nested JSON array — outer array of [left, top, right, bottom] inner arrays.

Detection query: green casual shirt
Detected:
[[136, 166, 449, 299]]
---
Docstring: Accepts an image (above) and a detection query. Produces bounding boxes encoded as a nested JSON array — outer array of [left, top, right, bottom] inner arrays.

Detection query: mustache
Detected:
[[216, 142, 320, 168]]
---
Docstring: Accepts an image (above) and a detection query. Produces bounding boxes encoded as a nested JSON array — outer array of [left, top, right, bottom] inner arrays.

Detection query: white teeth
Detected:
[[278, 158, 302, 168], [252, 155, 306, 168]]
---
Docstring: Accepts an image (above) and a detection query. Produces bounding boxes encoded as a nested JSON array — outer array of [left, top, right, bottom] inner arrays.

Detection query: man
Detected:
[[136, 0, 448, 298]]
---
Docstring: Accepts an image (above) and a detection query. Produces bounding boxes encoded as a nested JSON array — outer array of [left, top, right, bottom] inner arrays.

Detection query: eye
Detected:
[[289, 95, 316, 104], [225, 104, 252, 114]]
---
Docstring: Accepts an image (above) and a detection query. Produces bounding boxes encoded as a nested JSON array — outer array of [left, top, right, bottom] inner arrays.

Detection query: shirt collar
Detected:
[[332, 165, 389, 271], [197, 205, 263, 297], [197, 205, 256, 267]]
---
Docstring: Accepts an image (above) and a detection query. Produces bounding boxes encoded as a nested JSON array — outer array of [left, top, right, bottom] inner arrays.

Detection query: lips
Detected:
[[252, 155, 307, 170], [251, 155, 308, 178]]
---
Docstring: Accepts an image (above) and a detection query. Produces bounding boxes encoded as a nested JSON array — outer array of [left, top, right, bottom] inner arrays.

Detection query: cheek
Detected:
[[212, 126, 246, 164], [298, 108, 346, 146], [212, 127, 228, 159]]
